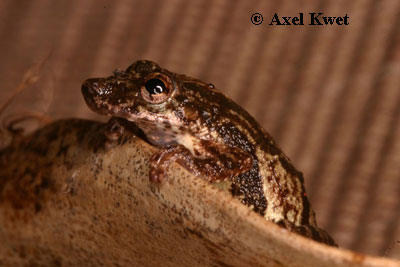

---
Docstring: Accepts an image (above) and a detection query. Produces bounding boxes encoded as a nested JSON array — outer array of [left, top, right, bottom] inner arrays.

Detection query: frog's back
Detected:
[[176, 77, 335, 245]]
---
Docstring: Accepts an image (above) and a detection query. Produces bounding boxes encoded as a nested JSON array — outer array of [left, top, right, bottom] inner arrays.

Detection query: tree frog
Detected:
[[82, 60, 336, 246]]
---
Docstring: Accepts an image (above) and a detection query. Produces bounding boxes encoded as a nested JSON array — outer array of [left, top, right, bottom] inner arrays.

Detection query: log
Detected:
[[0, 119, 398, 266]]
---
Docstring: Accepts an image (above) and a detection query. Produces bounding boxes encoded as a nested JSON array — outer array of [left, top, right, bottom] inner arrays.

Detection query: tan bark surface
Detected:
[[0, 119, 398, 266]]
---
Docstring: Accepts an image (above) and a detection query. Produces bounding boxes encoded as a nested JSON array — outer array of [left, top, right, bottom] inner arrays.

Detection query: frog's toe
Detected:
[[149, 167, 166, 183], [105, 117, 125, 141]]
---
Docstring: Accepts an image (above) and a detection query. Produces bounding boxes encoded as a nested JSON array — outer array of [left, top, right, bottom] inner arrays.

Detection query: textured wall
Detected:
[[0, 0, 399, 259]]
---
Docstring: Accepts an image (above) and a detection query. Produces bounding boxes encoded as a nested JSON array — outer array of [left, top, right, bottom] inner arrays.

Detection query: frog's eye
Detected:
[[141, 73, 173, 104], [145, 79, 165, 95]]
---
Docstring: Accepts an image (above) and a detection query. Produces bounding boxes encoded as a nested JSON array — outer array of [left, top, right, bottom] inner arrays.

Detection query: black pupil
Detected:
[[145, 78, 165, 95]]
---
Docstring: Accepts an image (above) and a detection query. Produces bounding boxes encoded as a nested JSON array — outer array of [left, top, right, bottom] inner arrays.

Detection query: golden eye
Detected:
[[141, 73, 173, 104]]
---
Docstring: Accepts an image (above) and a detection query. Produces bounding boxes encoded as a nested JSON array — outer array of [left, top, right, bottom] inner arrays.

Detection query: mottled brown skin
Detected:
[[82, 60, 336, 246]]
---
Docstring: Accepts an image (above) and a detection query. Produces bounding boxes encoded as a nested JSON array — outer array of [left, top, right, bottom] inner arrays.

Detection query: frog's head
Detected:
[[82, 60, 173, 117], [82, 60, 209, 145]]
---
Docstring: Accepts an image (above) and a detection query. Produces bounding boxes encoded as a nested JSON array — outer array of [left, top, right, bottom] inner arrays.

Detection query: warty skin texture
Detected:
[[82, 60, 335, 246]]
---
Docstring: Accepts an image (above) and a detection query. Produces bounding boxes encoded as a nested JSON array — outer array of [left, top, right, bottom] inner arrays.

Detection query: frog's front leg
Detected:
[[149, 142, 253, 183], [104, 117, 145, 150], [104, 117, 126, 150]]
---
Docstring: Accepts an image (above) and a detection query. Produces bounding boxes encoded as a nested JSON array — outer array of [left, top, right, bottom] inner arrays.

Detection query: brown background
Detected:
[[0, 0, 399, 259]]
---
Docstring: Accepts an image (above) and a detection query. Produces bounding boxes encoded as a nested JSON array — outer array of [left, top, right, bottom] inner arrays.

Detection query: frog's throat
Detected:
[[125, 112, 182, 127]]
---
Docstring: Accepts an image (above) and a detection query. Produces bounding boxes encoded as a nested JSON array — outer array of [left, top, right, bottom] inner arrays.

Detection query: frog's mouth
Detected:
[[82, 77, 185, 138], [82, 78, 112, 115], [82, 77, 136, 117]]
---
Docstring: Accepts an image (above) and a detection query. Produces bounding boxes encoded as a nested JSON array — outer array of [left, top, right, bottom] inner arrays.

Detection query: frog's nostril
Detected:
[[82, 79, 104, 113], [82, 79, 100, 96]]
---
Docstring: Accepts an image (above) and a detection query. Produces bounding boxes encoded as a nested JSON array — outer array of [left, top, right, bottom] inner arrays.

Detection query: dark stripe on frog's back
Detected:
[[179, 81, 312, 224], [179, 81, 293, 166]]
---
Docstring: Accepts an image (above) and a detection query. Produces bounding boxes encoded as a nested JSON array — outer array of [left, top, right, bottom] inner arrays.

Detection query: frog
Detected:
[[82, 60, 336, 246]]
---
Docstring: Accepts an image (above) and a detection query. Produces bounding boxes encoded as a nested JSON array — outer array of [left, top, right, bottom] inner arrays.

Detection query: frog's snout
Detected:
[[82, 78, 109, 115], [82, 78, 101, 98]]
